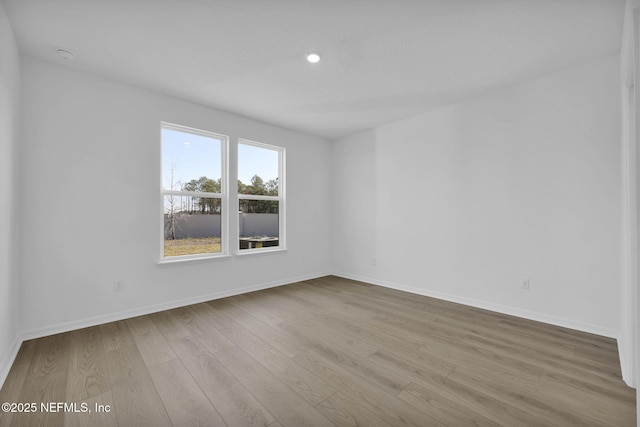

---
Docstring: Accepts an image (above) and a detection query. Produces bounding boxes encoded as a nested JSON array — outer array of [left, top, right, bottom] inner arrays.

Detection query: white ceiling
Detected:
[[3, 0, 625, 140]]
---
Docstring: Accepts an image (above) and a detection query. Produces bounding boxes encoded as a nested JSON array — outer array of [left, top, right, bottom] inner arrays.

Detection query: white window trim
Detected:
[[158, 122, 229, 263], [237, 138, 286, 255]]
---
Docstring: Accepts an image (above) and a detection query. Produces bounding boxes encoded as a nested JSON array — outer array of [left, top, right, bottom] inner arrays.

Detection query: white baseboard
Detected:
[[19, 271, 330, 342], [332, 271, 619, 339], [0, 334, 23, 390]]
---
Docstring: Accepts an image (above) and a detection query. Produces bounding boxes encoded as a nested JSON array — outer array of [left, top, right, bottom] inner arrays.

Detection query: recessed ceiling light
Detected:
[[306, 52, 321, 63], [56, 49, 75, 60]]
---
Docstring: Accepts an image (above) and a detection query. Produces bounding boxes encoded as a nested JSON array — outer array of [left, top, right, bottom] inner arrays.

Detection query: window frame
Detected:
[[237, 138, 286, 255], [159, 122, 229, 263]]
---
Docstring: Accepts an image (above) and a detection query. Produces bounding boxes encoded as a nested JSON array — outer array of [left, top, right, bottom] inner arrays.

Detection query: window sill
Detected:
[[157, 253, 230, 266], [235, 247, 288, 257]]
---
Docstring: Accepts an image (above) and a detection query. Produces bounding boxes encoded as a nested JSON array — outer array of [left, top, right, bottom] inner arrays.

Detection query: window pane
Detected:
[[239, 200, 279, 250], [238, 143, 279, 196], [162, 127, 221, 192], [164, 195, 221, 256]]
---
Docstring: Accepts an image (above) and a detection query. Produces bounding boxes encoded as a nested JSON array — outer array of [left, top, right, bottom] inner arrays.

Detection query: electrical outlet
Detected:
[[371, 257, 377, 266], [520, 278, 530, 290], [113, 281, 124, 292]]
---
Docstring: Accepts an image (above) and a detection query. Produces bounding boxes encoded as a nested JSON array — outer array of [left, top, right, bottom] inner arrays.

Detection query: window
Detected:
[[161, 123, 228, 260], [238, 139, 285, 252]]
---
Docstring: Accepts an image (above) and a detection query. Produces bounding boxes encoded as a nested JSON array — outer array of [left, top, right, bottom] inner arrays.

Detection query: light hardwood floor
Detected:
[[0, 276, 635, 426]]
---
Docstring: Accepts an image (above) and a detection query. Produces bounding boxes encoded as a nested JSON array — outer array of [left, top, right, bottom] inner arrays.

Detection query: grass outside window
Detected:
[[163, 237, 222, 257]]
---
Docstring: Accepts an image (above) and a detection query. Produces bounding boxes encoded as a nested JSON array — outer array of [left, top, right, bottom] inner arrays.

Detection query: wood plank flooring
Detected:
[[0, 276, 635, 426]]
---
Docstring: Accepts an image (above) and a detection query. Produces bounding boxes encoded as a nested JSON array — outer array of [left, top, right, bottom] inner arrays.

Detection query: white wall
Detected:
[[332, 55, 622, 337], [18, 57, 331, 336], [0, 0, 20, 385]]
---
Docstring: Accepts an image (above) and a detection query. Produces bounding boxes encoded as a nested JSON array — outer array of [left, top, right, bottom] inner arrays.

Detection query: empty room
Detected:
[[0, 0, 639, 426]]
